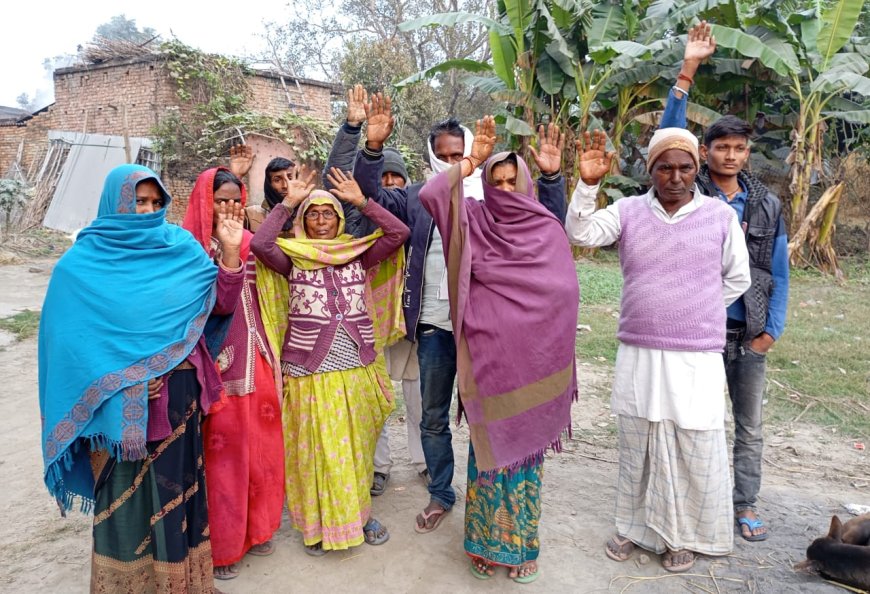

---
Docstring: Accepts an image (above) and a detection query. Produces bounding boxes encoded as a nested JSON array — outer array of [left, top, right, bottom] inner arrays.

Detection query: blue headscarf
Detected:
[[39, 164, 218, 512]]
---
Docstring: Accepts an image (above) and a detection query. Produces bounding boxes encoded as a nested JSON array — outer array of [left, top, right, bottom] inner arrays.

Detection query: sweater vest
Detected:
[[616, 196, 733, 352]]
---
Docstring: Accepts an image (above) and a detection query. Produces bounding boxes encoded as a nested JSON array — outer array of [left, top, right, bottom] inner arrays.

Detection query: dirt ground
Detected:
[[1, 257, 868, 593]]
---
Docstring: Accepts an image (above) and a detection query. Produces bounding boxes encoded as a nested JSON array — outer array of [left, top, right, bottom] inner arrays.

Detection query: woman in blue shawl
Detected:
[[39, 164, 245, 593]]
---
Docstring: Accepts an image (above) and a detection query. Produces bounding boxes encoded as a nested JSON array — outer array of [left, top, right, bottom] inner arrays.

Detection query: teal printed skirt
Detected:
[[464, 443, 543, 566]]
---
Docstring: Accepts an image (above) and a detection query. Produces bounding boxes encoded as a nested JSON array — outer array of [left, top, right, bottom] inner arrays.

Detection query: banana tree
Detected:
[[675, 0, 870, 271]]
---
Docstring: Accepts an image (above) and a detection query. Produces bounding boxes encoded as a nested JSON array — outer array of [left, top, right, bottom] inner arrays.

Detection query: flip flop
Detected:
[[414, 505, 449, 534], [370, 472, 389, 497], [247, 540, 275, 556], [469, 559, 493, 580], [213, 564, 239, 580], [605, 534, 636, 562], [363, 518, 390, 545], [736, 515, 769, 541], [662, 549, 695, 573], [512, 563, 540, 584]]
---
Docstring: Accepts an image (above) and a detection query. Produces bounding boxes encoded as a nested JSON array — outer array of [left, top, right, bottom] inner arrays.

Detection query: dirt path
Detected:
[[1, 258, 867, 593]]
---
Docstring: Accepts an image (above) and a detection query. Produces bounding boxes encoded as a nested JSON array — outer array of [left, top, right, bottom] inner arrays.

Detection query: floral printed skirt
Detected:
[[282, 362, 393, 550], [464, 443, 543, 567]]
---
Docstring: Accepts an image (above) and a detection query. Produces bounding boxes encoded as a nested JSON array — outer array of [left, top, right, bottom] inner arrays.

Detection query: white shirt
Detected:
[[566, 182, 752, 430]]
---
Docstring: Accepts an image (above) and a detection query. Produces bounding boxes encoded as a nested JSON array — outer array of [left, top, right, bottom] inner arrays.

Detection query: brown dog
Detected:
[[795, 513, 870, 590]]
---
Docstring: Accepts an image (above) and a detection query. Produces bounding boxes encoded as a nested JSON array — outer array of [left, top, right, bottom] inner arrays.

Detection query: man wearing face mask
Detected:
[[352, 93, 567, 534]]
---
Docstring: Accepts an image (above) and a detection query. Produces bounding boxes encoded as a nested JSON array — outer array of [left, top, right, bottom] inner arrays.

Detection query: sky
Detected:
[[0, 1, 296, 108]]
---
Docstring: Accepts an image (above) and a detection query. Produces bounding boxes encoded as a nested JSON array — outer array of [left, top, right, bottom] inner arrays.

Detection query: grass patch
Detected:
[[573, 256, 870, 438], [765, 258, 870, 438], [0, 309, 41, 341], [576, 255, 621, 363]]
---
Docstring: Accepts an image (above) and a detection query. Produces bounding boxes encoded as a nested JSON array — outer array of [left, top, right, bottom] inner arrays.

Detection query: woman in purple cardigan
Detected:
[[251, 167, 409, 556]]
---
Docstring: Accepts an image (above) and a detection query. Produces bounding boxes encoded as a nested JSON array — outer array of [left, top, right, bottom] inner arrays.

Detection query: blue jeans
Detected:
[[417, 324, 457, 509], [724, 326, 767, 513]]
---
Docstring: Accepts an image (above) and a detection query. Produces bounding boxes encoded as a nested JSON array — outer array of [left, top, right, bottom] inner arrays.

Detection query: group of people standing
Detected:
[[38, 21, 787, 594]]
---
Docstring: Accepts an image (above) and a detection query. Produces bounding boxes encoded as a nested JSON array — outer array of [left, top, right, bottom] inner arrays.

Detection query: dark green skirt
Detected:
[[90, 370, 214, 594], [464, 443, 543, 567]]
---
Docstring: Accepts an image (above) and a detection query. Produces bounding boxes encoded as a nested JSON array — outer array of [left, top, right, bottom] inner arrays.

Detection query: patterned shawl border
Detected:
[[44, 289, 216, 511]]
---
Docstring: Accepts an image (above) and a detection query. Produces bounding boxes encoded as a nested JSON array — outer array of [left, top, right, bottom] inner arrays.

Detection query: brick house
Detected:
[[0, 53, 340, 225]]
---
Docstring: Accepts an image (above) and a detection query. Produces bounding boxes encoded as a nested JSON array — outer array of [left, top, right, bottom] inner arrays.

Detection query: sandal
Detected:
[[304, 542, 328, 557], [213, 564, 239, 580], [248, 540, 275, 556], [370, 472, 389, 497], [363, 518, 390, 545], [662, 548, 695, 573], [511, 561, 540, 584], [469, 557, 494, 580], [414, 503, 449, 534], [605, 534, 636, 562], [736, 513, 769, 542]]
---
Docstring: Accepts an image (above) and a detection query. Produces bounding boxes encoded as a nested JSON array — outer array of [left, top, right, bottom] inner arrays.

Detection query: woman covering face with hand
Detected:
[[182, 167, 285, 581]]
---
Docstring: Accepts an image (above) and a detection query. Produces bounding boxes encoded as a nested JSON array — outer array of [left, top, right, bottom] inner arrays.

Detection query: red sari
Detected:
[[183, 168, 285, 567]]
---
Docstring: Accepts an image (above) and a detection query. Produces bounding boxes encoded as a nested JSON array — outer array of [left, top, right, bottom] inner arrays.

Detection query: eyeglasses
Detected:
[[304, 210, 337, 220]]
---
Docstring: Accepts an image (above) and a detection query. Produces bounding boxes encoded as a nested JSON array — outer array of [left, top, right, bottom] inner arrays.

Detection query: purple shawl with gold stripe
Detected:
[[418, 152, 579, 472]]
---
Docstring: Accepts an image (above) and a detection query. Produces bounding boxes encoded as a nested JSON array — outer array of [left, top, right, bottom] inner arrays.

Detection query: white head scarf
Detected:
[[427, 124, 484, 201]]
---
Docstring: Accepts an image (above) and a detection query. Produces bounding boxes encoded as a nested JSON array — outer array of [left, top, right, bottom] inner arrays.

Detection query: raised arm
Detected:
[[660, 21, 716, 129], [250, 167, 317, 276], [212, 201, 246, 314], [531, 122, 567, 223], [564, 130, 621, 247], [352, 91, 409, 225], [326, 167, 409, 269], [419, 116, 496, 235], [324, 85, 367, 234]]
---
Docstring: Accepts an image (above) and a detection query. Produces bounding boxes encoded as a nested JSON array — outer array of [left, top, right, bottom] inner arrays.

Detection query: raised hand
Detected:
[[214, 200, 245, 268], [463, 115, 497, 177], [326, 167, 366, 208], [684, 20, 716, 65], [575, 130, 615, 186], [529, 123, 565, 175], [363, 92, 395, 150], [347, 84, 368, 127], [229, 143, 254, 179], [284, 165, 317, 208]]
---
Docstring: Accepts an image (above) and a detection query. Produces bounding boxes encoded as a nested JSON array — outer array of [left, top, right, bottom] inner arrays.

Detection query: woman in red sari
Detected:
[[183, 167, 285, 581]]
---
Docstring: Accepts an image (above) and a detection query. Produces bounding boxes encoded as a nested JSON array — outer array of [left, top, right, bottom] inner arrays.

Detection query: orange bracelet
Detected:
[[677, 72, 694, 85]]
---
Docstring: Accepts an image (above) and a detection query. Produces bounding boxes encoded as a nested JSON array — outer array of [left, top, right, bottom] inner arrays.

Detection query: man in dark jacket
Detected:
[[350, 92, 568, 533], [322, 86, 422, 498], [660, 21, 789, 542]]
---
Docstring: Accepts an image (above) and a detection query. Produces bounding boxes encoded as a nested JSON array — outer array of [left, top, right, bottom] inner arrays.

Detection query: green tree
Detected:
[[93, 14, 159, 44]]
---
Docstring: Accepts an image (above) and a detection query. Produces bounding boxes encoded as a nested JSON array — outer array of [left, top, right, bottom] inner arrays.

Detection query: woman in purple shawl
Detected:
[[418, 116, 579, 583]]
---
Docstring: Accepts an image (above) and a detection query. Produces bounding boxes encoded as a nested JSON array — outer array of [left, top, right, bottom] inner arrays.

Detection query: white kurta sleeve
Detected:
[[565, 181, 621, 247], [721, 211, 751, 307]]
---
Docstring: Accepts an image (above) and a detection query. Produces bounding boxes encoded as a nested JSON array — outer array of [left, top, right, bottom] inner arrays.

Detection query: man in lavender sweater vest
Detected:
[[565, 128, 751, 573]]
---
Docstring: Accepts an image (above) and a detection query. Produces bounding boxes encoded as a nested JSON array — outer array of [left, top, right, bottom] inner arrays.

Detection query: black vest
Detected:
[[695, 166, 783, 338]]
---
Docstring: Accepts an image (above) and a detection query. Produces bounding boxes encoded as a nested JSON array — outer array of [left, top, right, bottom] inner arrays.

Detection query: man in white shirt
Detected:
[[565, 128, 751, 573]]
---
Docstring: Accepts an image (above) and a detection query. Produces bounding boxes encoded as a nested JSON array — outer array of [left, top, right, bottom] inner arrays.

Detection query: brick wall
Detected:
[[0, 55, 339, 222]]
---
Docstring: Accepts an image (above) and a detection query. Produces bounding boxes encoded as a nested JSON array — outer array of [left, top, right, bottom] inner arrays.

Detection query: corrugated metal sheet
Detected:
[[42, 131, 152, 233]]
